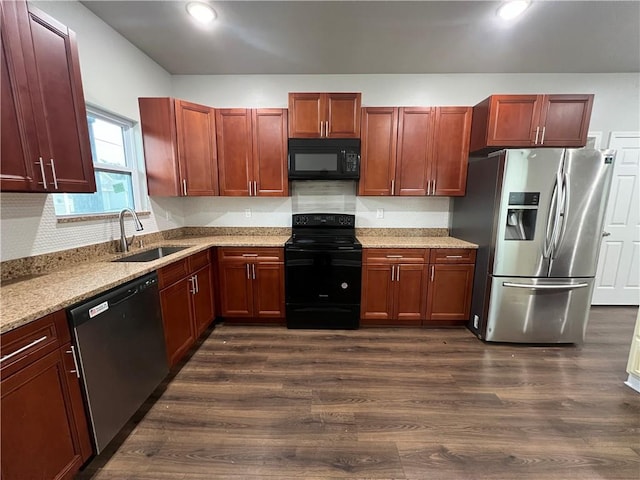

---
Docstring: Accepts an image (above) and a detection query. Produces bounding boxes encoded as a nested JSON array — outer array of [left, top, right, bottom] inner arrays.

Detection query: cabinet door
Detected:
[[486, 95, 540, 147], [252, 109, 288, 196], [1, 350, 88, 480], [360, 263, 394, 323], [394, 264, 427, 325], [359, 107, 398, 196], [431, 107, 472, 197], [538, 94, 593, 147], [288, 93, 323, 138], [24, 4, 95, 193], [219, 262, 253, 317], [159, 278, 195, 367], [217, 109, 252, 196], [175, 100, 218, 196], [192, 265, 214, 337], [253, 262, 285, 318], [325, 93, 361, 138], [396, 107, 434, 196], [0, 1, 38, 192], [426, 264, 474, 321]]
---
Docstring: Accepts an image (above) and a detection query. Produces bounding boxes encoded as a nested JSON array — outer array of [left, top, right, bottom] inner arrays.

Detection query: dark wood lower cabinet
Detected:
[[217, 248, 285, 322], [158, 250, 215, 367], [1, 311, 92, 480], [361, 248, 476, 327]]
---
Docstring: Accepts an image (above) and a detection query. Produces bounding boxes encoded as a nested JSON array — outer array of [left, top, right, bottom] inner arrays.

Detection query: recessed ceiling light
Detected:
[[497, 1, 531, 21], [186, 2, 216, 25]]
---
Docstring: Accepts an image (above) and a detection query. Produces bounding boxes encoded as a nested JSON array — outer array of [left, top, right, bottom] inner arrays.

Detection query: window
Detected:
[[53, 107, 141, 216]]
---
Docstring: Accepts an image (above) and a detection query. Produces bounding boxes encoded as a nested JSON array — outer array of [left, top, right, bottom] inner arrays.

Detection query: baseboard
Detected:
[[624, 373, 640, 393]]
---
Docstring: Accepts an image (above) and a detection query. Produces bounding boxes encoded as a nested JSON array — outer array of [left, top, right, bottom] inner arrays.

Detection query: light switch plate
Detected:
[[376, 208, 384, 219], [245, 208, 252, 218]]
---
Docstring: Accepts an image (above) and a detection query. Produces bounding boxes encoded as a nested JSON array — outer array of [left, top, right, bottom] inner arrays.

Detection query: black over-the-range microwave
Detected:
[[288, 138, 360, 180]]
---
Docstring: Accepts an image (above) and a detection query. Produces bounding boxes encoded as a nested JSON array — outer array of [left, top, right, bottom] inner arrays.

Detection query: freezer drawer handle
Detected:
[[502, 282, 589, 290]]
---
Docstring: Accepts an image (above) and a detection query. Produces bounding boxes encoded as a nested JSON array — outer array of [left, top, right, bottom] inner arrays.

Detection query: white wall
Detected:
[[173, 73, 640, 228], [0, 1, 184, 261]]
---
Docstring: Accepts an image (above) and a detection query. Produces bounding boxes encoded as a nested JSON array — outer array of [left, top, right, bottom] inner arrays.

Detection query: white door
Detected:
[[592, 132, 640, 305]]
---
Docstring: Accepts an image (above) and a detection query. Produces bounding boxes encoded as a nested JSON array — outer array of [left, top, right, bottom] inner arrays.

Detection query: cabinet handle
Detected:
[[325, 121, 329, 137], [248, 181, 252, 196], [246, 263, 251, 279], [431, 265, 435, 282], [541, 126, 546, 145], [242, 253, 258, 257], [432, 179, 436, 195], [386, 255, 403, 258], [391, 265, 395, 282], [320, 121, 324, 137], [252, 264, 256, 280], [391, 179, 395, 195], [49, 159, 59, 190], [37, 157, 48, 189], [0, 336, 47, 364], [194, 274, 199, 294], [254, 181, 257, 196], [396, 264, 400, 282], [427, 179, 431, 195], [189, 276, 196, 294], [66, 345, 81, 379], [446, 255, 463, 258], [534, 126, 540, 145], [183, 179, 187, 196]]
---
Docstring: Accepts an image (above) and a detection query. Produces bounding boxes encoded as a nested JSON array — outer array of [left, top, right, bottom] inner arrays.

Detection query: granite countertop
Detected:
[[1, 233, 477, 334]]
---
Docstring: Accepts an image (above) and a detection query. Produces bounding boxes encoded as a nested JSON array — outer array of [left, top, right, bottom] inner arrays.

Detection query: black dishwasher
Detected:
[[67, 272, 168, 453]]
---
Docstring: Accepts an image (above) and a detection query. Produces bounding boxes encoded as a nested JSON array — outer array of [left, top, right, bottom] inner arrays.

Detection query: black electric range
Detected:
[[285, 213, 362, 329]]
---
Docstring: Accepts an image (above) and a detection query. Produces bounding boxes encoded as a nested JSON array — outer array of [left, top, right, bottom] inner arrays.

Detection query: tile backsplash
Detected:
[[291, 180, 357, 214]]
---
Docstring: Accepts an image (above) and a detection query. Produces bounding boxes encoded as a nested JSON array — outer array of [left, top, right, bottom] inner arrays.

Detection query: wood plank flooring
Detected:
[[78, 306, 640, 479]]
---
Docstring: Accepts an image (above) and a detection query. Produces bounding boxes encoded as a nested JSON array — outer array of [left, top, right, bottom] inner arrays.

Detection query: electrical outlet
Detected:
[[165, 211, 172, 222], [376, 208, 384, 219], [245, 208, 252, 218]]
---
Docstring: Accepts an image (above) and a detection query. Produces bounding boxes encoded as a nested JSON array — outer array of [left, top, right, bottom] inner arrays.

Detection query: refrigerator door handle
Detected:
[[552, 172, 570, 259], [503, 282, 589, 290], [543, 173, 561, 258]]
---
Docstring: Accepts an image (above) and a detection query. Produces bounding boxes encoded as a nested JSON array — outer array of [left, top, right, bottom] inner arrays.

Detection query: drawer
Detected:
[[363, 248, 429, 264], [218, 247, 284, 263], [0, 310, 67, 377], [188, 249, 210, 272], [158, 258, 189, 289], [430, 248, 477, 264]]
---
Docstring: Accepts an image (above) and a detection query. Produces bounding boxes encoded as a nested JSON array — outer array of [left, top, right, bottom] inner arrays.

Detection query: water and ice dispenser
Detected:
[[505, 192, 539, 240]]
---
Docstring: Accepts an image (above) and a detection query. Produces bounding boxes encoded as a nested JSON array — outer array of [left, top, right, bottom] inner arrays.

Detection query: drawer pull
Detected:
[[386, 255, 403, 258], [242, 254, 258, 257], [0, 336, 47, 364], [445, 255, 463, 258]]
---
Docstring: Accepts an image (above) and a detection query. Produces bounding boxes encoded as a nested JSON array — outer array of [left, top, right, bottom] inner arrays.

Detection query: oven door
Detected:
[[285, 248, 362, 305]]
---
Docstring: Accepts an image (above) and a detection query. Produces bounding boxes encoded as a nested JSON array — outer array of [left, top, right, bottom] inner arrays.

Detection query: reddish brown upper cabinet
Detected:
[[217, 248, 285, 322], [1, 1, 95, 193], [216, 108, 288, 197], [139, 97, 218, 196], [288, 92, 361, 138], [1, 310, 93, 480], [361, 106, 470, 197], [469, 94, 594, 153]]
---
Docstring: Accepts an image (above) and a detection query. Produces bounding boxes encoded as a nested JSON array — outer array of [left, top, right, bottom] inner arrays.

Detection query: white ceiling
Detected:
[[81, 1, 640, 75]]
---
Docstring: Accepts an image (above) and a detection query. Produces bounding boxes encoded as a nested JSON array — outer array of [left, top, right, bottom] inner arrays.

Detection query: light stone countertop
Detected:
[[1, 234, 477, 334]]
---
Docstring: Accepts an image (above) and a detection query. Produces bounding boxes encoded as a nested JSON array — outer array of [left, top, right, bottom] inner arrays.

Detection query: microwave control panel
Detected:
[[343, 151, 360, 173]]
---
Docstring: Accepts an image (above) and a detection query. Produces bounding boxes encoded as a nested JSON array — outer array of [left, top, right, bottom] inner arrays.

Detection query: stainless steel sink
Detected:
[[112, 246, 189, 262]]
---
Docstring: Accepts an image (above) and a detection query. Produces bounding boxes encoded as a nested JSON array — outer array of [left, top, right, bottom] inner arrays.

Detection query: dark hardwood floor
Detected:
[[78, 306, 640, 479]]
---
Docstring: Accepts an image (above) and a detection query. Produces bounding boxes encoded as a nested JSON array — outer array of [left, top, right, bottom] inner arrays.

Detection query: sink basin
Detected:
[[112, 246, 189, 263]]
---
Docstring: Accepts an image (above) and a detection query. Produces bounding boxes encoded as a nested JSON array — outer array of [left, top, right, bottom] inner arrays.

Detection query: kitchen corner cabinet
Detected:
[[359, 106, 471, 197], [1, 0, 95, 193], [469, 94, 594, 153], [217, 248, 285, 321], [139, 97, 218, 197], [216, 108, 288, 197], [1, 310, 92, 479], [158, 250, 214, 367], [361, 249, 429, 326], [425, 249, 476, 323], [288, 92, 361, 138]]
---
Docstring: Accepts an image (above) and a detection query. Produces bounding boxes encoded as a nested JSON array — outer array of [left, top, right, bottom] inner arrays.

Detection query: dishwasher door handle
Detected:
[[110, 287, 139, 306]]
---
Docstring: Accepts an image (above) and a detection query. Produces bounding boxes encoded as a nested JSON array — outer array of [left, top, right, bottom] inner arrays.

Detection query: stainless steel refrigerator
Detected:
[[451, 148, 615, 343]]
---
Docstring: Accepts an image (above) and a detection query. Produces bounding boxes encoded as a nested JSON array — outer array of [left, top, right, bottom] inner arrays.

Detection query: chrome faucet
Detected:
[[119, 208, 144, 253]]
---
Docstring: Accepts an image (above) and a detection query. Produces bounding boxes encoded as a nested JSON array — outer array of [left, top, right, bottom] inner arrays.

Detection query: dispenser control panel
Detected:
[[508, 192, 539, 206]]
